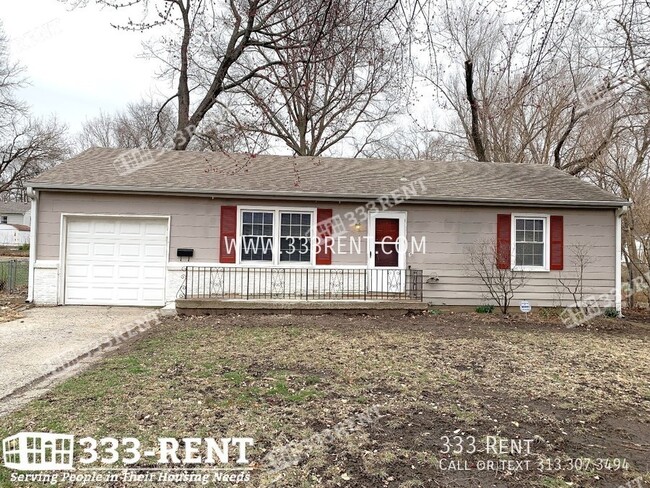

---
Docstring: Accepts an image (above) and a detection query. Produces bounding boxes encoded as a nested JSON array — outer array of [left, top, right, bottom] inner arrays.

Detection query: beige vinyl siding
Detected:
[[38, 192, 217, 262], [403, 204, 616, 307], [36, 192, 616, 307], [35, 192, 367, 265]]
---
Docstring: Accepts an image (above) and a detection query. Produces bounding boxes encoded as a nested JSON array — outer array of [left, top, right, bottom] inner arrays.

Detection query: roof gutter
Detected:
[[25, 183, 631, 209]]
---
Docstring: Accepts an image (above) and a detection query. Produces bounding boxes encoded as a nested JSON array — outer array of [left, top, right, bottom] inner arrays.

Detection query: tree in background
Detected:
[[223, 0, 403, 156], [0, 23, 69, 199], [417, 0, 622, 174], [68, 0, 399, 151], [78, 99, 175, 150]]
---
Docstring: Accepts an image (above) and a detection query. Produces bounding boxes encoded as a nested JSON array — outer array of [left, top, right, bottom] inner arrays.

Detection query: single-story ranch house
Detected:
[[26, 147, 629, 311]]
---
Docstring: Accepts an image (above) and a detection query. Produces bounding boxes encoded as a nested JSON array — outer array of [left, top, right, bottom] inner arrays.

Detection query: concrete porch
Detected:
[[176, 298, 428, 315]]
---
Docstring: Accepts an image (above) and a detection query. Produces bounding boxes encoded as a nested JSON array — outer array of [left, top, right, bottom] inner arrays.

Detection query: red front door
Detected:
[[374, 218, 400, 267]]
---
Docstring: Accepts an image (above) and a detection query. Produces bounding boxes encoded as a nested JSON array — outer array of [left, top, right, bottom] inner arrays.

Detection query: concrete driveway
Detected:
[[0, 306, 164, 416]]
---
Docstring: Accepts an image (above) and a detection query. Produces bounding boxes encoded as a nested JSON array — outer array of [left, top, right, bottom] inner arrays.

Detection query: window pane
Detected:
[[532, 243, 544, 266], [280, 237, 311, 262], [241, 236, 273, 261], [516, 243, 524, 265], [515, 218, 545, 267], [280, 213, 312, 262]]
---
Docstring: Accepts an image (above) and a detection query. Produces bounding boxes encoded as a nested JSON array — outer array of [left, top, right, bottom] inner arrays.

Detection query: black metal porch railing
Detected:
[[178, 266, 423, 301]]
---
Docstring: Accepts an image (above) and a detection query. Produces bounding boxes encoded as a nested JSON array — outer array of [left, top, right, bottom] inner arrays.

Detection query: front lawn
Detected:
[[1, 312, 649, 487]]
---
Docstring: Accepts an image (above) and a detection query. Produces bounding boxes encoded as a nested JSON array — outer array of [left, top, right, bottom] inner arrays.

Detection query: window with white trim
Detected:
[[280, 212, 312, 262], [514, 217, 547, 268], [241, 211, 274, 261], [239, 209, 314, 264]]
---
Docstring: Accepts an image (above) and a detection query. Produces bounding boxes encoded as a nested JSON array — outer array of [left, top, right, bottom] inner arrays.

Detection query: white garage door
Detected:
[[64, 217, 168, 306]]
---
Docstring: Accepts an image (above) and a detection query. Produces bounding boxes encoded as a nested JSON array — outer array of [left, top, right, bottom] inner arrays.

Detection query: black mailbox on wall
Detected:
[[177, 248, 194, 259]]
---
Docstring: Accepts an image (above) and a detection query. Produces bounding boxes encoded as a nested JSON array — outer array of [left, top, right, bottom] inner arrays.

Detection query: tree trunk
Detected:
[[464, 60, 487, 162]]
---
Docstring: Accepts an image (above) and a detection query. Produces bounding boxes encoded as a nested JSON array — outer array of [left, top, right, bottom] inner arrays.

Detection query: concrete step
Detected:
[[176, 298, 427, 315]]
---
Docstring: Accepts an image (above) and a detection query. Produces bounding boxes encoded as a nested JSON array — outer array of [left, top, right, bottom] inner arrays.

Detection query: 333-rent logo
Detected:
[[2, 432, 254, 471]]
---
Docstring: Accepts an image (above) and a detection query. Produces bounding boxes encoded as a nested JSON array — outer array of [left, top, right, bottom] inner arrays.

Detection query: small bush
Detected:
[[19, 243, 29, 252], [475, 304, 494, 314], [604, 307, 619, 318], [428, 308, 443, 315]]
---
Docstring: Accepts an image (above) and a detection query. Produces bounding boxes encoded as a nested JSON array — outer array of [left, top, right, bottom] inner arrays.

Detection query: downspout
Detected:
[[615, 205, 629, 315], [26, 188, 38, 303]]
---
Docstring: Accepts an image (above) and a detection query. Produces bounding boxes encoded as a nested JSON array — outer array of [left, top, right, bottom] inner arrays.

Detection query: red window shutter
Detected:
[[550, 215, 564, 270], [219, 206, 237, 263], [496, 214, 511, 269], [316, 208, 333, 265]]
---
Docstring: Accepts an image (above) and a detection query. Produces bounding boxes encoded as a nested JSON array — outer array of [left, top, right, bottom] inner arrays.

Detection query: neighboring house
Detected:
[[0, 201, 31, 227], [0, 223, 30, 246], [25, 148, 629, 310]]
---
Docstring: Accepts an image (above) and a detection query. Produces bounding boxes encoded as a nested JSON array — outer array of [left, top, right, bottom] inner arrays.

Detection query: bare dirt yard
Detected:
[[0, 294, 29, 323], [0, 311, 648, 487]]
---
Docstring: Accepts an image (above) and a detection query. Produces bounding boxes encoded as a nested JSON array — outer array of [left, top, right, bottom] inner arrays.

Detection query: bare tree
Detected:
[[556, 243, 594, 310], [589, 94, 650, 302], [0, 23, 68, 196], [358, 124, 464, 161], [68, 0, 398, 151], [418, 0, 621, 174], [467, 239, 528, 314], [78, 99, 175, 150], [225, 0, 403, 156], [192, 101, 271, 153]]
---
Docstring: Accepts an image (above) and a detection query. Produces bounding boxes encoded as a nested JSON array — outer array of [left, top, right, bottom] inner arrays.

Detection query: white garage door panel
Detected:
[[65, 217, 168, 306]]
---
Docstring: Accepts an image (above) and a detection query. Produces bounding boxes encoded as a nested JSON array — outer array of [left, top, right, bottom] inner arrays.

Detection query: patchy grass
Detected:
[[0, 313, 649, 487]]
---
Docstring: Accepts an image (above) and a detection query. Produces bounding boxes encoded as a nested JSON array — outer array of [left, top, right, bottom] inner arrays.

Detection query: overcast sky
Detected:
[[2, 1, 166, 133]]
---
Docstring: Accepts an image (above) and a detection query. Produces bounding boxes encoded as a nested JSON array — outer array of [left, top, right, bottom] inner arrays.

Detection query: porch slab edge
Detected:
[[175, 299, 427, 315]]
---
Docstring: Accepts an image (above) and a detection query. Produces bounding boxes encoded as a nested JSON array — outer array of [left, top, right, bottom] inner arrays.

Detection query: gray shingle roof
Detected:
[[0, 202, 30, 214], [27, 147, 627, 207]]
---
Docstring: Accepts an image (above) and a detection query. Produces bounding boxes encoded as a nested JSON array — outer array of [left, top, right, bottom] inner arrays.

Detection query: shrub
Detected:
[[466, 239, 528, 314], [604, 307, 619, 318], [475, 304, 494, 314]]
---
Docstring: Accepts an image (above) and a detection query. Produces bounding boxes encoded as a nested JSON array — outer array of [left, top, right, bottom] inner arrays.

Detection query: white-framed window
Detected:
[[239, 207, 315, 265], [241, 211, 274, 262], [512, 215, 549, 271], [279, 212, 312, 263]]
